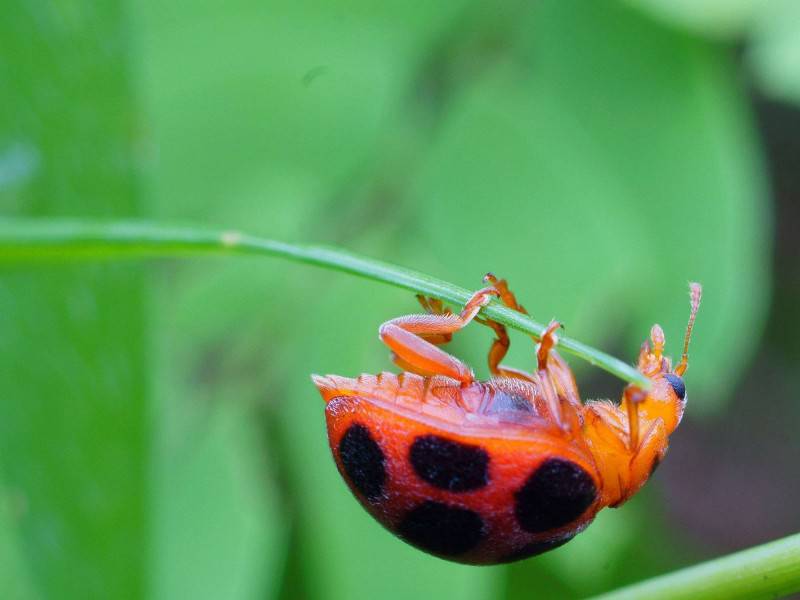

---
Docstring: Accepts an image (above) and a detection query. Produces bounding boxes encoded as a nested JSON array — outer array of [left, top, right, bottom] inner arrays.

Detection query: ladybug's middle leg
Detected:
[[379, 287, 499, 385], [474, 317, 535, 381], [480, 273, 583, 417], [475, 274, 536, 381]]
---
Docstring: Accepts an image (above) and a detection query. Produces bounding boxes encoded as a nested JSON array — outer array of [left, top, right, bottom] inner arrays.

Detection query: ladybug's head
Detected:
[[634, 283, 702, 434]]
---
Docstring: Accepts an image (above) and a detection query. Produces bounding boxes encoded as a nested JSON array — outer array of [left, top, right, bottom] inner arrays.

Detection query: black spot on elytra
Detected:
[[409, 435, 489, 492], [338, 423, 386, 501], [664, 373, 686, 400], [398, 501, 485, 557], [514, 458, 597, 533], [497, 534, 576, 563]]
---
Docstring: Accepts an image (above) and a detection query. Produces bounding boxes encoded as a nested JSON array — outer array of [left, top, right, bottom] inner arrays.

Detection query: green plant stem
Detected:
[[590, 532, 800, 600], [0, 217, 649, 387]]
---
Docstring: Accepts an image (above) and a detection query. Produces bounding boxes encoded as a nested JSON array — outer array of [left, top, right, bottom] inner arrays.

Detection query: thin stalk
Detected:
[[590, 532, 800, 600], [0, 217, 649, 387]]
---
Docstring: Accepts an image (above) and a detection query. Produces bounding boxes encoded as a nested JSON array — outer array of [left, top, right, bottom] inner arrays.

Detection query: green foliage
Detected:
[[0, 2, 146, 598], [623, 0, 766, 38], [0, 0, 795, 599], [747, 0, 800, 106]]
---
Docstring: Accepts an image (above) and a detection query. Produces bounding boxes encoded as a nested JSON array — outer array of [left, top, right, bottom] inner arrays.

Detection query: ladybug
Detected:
[[313, 275, 702, 564]]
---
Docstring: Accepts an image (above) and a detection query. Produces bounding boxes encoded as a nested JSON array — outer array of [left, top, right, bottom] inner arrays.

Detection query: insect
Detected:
[[313, 275, 702, 564]]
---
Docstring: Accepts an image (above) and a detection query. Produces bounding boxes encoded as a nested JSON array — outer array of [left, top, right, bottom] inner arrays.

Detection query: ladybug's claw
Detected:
[[536, 320, 561, 371], [623, 385, 647, 452]]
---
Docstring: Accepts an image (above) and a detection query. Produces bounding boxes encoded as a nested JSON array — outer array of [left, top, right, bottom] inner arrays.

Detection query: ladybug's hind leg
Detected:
[[475, 274, 536, 381], [474, 317, 535, 382], [413, 295, 455, 345], [379, 287, 499, 385], [480, 274, 583, 419]]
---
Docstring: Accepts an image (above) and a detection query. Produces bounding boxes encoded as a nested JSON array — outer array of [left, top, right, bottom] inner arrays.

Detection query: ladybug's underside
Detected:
[[318, 372, 561, 437]]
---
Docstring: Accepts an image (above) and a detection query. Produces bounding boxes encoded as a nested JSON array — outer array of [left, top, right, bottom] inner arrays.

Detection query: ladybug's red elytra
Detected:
[[313, 275, 702, 564]]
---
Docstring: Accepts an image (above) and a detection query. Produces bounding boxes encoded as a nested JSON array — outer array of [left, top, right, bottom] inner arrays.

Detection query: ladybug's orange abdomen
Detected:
[[317, 373, 602, 564]]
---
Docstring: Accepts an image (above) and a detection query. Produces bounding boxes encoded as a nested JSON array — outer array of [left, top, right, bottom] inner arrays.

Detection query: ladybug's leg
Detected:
[[614, 418, 667, 506], [534, 321, 585, 431], [379, 287, 499, 385], [413, 295, 454, 345], [484, 273, 528, 315], [482, 273, 583, 411], [536, 320, 561, 371], [631, 419, 667, 476], [536, 327, 582, 412], [544, 352, 583, 409], [637, 326, 667, 377], [622, 385, 648, 451], [474, 316, 535, 381], [416, 291, 532, 380], [536, 321, 565, 425], [475, 274, 536, 381]]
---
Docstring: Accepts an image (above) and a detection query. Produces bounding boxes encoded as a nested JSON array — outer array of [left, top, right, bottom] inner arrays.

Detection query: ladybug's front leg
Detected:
[[379, 287, 499, 385]]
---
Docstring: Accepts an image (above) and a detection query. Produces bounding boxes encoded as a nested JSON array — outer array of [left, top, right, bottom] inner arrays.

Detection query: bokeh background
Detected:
[[2, 0, 799, 598]]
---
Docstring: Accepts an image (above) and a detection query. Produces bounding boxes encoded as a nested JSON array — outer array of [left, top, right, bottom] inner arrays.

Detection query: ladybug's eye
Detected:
[[663, 373, 686, 400]]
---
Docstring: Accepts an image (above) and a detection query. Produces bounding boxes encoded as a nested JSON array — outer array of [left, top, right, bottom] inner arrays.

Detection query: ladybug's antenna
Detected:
[[674, 282, 702, 376]]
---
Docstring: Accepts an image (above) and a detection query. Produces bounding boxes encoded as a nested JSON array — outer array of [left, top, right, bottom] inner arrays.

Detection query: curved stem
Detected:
[[590, 532, 800, 600], [0, 217, 649, 387]]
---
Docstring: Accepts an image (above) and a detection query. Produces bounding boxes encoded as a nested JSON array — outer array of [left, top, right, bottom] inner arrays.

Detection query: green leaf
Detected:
[[135, 0, 472, 222], [622, 0, 766, 39], [0, 2, 147, 598], [149, 260, 290, 600], [746, 0, 800, 106]]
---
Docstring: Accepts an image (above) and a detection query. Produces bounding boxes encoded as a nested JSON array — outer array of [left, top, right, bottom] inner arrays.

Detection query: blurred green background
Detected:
[[2, 0, 799, 598]]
